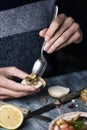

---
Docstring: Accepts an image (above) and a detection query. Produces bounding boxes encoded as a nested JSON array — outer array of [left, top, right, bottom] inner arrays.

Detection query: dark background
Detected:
[[0, 0, 41, 11], [57, 0, 87, 57], [55, 0, 87, 74], [0, 0, 87, 75]]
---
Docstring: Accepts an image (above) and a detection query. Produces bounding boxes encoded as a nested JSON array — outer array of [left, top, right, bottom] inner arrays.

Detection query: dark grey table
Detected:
[[1, 70, 87, 130]]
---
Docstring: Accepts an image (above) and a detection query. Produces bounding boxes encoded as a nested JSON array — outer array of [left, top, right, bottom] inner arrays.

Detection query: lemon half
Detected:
[[0, 105, 23, 130]]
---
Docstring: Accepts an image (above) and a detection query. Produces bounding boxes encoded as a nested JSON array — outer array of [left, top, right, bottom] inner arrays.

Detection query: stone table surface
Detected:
[[1, 70, 87, 130]]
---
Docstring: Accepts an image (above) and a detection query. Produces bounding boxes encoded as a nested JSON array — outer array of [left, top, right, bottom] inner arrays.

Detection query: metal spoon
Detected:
[[32, 6, 58, 77], [32, 41, 47, 77]]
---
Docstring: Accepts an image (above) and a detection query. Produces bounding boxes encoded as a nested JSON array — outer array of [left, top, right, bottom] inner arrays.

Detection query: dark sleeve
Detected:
[[56, 0, 87, 56]]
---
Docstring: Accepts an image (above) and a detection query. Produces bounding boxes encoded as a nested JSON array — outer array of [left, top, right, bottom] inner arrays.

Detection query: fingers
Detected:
[[0, 67, 37, 99], [45, 22, 81, 53], [44, 17, 74, 52], [0, 95, 12, 100], [0, 67, 28, 79], [56, 30, 82, 51], [39, 14, 82, 53], [74, 29, 83, 43], [0, 76, 36, 99], [0, 85, 39, 99], [45, 14, 67, 41], [0, 87, 34, 99], [39, 28, 48, 37], [0, 77, 36, 99], [0, 75, 36, 92]]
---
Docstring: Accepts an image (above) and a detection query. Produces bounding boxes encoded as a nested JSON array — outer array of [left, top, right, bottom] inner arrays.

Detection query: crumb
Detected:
[[75, 104, 78, 107], [71, 99, 76, 103], [42, 97, 48, 104], [68, 103, 75, 109]]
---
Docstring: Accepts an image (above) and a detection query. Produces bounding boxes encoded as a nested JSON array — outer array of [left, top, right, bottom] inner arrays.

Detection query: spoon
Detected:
[[32, 41, 47, 77], [32, 5, 58, 77]]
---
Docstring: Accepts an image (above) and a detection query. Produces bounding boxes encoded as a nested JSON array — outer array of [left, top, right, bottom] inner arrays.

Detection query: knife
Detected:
[[25, 88, 83, 120]]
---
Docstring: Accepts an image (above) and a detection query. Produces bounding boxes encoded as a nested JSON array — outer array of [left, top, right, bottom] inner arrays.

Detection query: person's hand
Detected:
[[39, 14, 83, 53], [0, 67, 36, 99]]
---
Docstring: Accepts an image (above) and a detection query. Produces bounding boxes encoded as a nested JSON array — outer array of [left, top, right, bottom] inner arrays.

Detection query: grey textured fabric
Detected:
[[0, 0, 56, 38], [0, 0, 57, 75]]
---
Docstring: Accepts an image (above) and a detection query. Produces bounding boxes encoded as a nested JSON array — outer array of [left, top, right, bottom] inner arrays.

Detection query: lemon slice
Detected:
[[0, 105, 23, 130]]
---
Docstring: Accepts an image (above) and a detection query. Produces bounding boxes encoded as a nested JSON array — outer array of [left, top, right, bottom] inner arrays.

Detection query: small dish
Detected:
[[49, 111, 87, 130]]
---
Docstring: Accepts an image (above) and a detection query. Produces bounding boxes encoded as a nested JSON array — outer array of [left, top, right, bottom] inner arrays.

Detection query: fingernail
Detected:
[[44, 43, 49, 51], [45, 35, 50, 41], [47, 49, 53, 54], [44, 45, 48, 51]]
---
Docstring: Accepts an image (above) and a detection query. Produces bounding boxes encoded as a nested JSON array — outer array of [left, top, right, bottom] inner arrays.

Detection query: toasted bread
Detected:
[[80, 88, 87, 102]]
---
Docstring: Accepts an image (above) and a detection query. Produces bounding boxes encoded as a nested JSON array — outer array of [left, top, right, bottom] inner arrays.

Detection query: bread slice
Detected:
[[21, 74, 46, 89], [48, 86, 70, 98], [80, 88, 87, 102]]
